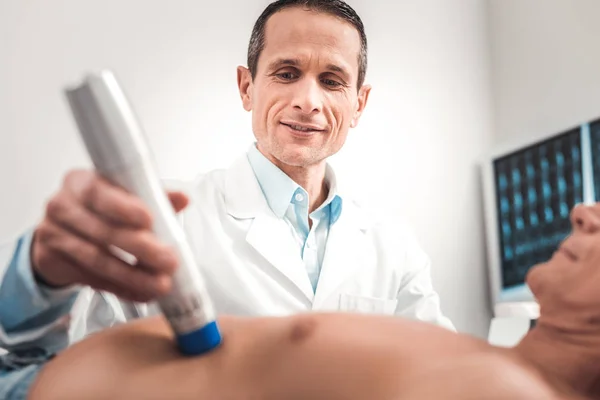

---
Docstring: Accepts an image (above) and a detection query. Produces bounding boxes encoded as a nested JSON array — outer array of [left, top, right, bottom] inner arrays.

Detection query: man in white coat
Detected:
[[0, 0, 453, 397]]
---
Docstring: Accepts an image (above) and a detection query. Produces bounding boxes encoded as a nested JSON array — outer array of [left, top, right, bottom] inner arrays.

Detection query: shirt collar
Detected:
[[246, 143, 343, 223]]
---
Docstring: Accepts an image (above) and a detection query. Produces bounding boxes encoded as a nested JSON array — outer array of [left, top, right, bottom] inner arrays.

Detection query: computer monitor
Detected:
[[481, 118, 600, 317], [590, 119, 600, 198]]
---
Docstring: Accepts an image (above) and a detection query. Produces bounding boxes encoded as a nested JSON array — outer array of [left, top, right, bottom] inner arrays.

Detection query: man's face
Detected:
[[527, 204, 600, 332], [237, 7, 371, 168]]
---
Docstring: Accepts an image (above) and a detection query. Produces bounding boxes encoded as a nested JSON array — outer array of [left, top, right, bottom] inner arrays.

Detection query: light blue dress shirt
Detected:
[[0, 144, 343, 351], [246, 144, 343, 292]]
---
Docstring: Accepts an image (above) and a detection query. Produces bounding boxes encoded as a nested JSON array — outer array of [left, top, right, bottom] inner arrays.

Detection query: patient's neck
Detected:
[[516, 322, 600, 397]]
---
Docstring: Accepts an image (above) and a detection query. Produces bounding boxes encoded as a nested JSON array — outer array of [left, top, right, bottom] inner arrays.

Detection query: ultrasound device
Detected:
[[482, 118, 600, 345]]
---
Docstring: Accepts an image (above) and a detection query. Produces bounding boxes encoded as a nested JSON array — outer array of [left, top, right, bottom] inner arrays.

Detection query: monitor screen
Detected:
[[492, 128, 583, 302], [590, 119, 600, 200]]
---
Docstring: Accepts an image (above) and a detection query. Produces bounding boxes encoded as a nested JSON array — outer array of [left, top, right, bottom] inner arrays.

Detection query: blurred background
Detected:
[[1, 0, 599, 338]]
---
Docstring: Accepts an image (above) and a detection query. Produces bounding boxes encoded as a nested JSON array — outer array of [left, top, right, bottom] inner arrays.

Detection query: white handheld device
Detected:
[[64, 70, 222, 355]]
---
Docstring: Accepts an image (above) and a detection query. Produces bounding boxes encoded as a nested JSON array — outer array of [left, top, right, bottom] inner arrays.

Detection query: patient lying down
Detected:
[[28, 204, 600, 400]]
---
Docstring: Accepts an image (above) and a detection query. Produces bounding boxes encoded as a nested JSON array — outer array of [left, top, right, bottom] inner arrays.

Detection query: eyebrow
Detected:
[[267, 58, 350, 80], [268, 58, 299, 69]]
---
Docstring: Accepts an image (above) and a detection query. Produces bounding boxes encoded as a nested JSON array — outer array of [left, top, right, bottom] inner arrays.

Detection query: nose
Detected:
[[291, 78, 323, 115], [570, 204, 600, 233]]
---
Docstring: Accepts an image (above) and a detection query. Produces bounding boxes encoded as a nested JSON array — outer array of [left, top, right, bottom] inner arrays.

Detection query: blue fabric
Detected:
[[0, 231, 79, 344], [246, 144, 343, 291], [0, 348, 50, 400]]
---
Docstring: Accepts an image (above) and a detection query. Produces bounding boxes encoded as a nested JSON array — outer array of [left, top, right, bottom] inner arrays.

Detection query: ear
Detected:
[[237, 66, 253, 112], [350, 84, 372, 128]]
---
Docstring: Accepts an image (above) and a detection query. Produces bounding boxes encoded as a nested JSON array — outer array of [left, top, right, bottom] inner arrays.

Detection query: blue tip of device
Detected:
[[176, 321, 222, 356]]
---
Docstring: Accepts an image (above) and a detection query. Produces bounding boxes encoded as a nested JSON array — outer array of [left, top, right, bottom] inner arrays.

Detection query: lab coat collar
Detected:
[[224, 153, 369, 229], [245, 144, 300, 219], [224, 154, 272, 219], [223, 153, 372, 303]]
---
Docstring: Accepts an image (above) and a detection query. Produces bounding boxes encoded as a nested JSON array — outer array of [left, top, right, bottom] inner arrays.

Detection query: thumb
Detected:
[[167, 191, 190, 213]]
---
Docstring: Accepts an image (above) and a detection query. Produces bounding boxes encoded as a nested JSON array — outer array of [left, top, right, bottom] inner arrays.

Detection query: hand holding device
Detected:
[[32, 171, 186, 302], [61, 70, 222, 355]]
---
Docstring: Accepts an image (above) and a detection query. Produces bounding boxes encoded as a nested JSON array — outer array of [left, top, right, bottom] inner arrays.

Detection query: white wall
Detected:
[[0, 0, 494, 337], [489, 0, 600, 146]]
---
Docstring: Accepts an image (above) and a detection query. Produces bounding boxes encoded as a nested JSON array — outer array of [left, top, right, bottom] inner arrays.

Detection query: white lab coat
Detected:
[[0, 154, 454, 348]]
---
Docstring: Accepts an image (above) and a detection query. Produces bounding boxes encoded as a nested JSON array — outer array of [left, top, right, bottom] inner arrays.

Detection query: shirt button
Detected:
[[295, 193, 304, 202]]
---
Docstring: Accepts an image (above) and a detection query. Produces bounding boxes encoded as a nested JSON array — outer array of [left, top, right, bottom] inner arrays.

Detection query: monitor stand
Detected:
[[488, 302, 539, 347]]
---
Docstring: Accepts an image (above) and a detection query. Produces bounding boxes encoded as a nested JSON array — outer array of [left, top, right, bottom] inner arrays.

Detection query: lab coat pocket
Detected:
[[338, 293, 398, 315]]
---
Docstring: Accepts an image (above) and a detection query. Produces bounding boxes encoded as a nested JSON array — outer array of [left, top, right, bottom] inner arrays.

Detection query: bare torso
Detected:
[[29, 313, 564, 400]]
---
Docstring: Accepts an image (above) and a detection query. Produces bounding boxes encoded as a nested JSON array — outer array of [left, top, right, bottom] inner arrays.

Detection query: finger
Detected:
[[84, 265, 164, 303], [41, 221, 172, 299], [167, 191, 189, 213], [33, 242, 81, 287], [38, 248, 158, 302], [64, 171, 153, 229], [47, 196, 178, 275]]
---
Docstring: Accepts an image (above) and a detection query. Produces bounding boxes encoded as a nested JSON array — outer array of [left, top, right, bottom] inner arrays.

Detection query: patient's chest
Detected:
[[202, 313, 495, 400]]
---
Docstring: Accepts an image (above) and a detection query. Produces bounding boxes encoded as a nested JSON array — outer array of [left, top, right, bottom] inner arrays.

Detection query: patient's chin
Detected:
[[524, 261, 553, 301]]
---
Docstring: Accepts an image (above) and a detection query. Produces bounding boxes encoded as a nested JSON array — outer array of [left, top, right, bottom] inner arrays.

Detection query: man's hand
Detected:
[[31, 169, 189, 302]]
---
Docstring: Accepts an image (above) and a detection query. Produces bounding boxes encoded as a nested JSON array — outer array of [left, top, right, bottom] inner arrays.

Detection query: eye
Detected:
[[276, 72, 298, 80], [321, 78, 342, 88]]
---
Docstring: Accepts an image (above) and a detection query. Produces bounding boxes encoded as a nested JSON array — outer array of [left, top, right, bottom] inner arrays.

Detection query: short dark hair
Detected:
[[247, 0, 368, 89]]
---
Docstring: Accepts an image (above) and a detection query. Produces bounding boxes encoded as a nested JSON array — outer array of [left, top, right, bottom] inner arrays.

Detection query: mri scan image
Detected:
[[494, 128, 582, 288]]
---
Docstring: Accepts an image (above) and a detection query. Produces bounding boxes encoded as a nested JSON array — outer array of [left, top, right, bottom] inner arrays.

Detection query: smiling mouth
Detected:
[[281, 122, 325, 133]]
